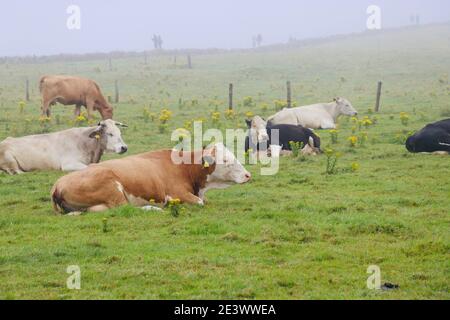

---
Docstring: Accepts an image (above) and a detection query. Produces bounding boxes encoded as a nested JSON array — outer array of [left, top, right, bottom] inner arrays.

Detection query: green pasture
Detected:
[[0, 24, 449, 299]]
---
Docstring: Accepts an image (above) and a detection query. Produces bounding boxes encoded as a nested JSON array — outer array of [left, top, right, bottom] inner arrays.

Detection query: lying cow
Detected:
[[406, 119, 450, 154], [245, 117, 321, 155], [0, 120, 128, 174], [40, 75, 113, 119], [51, 142, 251, 214], [267, 97, 358, 129]]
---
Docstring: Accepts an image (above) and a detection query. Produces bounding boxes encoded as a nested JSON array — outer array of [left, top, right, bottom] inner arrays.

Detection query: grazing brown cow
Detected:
[[51, 143, 251, 214], [39, 75, 113, 120]]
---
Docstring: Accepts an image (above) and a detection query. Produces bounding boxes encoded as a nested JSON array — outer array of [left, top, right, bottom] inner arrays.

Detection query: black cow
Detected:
[[245, 120, 321, 153], [406, 119, 450, 153]]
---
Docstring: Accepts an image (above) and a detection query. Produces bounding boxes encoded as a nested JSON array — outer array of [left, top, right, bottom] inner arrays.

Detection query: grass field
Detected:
[[0, 24, 449, 299]]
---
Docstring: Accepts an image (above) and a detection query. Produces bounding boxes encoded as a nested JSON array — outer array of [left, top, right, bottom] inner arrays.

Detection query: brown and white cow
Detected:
[[51, 143, 251, 214], [40, 75, 113, 119], [0, 120, 128, 174]]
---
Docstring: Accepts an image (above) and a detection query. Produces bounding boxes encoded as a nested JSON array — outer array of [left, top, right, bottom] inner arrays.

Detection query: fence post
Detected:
[[228, 83, 233, 110], [286, 81, 291, 108], [375, 81, 382, 112], [114, 80, 119, 103], [25, 78, 30, 101]]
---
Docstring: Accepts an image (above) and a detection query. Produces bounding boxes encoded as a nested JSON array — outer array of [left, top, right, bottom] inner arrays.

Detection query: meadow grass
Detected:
[[0, 24, 449, 299]]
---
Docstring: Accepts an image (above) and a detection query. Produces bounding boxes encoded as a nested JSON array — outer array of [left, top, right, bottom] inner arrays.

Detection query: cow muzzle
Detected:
[[116, 144, 128, 154]]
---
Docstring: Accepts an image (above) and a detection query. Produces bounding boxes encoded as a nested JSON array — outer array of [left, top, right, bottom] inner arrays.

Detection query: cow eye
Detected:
[[108, 133, 113, 137]]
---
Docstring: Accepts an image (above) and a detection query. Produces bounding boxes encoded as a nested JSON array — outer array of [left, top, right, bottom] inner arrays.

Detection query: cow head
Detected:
[[203, 143, 251, 185], [89, 119, 128, 154], [96, 102, 114, 120], [301, 136, 322, 156], [245, 116, 269, 145], [405, 135, 417, 153], [334, 97, 358, 116]]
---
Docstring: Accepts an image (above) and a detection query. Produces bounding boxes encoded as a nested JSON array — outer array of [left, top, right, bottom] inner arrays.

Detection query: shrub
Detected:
[[324, 148, 341, 175]]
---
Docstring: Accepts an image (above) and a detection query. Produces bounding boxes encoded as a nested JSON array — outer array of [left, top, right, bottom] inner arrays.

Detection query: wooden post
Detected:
[[25, 78, 30, 101], [286, 81, 291, 108], [114, 80, 119, 103], [187, 54, 192, 69], [228, 83, 233, 110], [375, 81, 382, 112]]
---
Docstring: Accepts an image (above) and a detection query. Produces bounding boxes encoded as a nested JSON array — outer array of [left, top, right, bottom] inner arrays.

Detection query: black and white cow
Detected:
[[405, 119, 450, 154], [245, 117, 321, 155]]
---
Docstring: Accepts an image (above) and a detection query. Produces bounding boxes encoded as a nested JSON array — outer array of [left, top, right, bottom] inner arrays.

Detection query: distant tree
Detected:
[[252, 36, 257, 48], [415, 15, 420, 25], [157, 35, 163, 49]]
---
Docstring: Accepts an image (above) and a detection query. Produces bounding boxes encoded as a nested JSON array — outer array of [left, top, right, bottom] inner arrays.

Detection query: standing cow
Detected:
[[267, 97, 358, 129], [0, 120, 128, 174], [40, 75, 113, 120]]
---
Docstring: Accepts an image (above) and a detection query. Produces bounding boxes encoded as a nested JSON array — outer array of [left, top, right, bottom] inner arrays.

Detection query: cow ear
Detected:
[[202, 144, 217, 168], [89, 129, 101, 139], [245, 119, 252, 128], [202, 155, 215, 168], [89, 125, 104, 139]]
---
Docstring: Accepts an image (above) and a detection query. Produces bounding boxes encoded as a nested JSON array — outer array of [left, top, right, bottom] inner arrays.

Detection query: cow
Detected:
[[405, 119, 450, 154], [51, 142, 251, 214], [245, 118, 321, 156], [39, 75, 113, 120], [0, 120, 128, 175], [267, 97, 358, 129]]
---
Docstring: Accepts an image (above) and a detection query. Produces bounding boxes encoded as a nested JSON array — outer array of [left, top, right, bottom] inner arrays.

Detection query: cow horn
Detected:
[[115, 121, 128, 128]]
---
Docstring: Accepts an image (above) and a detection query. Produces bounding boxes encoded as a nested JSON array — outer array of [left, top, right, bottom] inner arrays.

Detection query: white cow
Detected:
[[0, 120, 128, 174], [268, 97, 358, 129]]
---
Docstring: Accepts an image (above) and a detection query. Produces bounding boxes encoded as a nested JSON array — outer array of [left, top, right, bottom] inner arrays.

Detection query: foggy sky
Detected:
[[0, 0, 449, 56]]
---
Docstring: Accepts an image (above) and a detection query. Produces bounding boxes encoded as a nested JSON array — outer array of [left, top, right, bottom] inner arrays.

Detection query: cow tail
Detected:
[[39, 76, 47, 93], [51, 186, 78, 214]]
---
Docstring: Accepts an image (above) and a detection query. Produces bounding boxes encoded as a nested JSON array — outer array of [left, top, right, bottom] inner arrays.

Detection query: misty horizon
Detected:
[[1, 0, 449, 57]]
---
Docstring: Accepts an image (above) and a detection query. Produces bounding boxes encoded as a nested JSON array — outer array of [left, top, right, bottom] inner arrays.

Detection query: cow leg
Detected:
[[74, 104, 82, 117], [320, 121, 336, 129], [61, 162, 88, 172], [87, 205, 109, 212], [86, 99, 96, 120], [178, 192, 204, 205], [41, 97, 51, 117], [0, 150, 23, 175]]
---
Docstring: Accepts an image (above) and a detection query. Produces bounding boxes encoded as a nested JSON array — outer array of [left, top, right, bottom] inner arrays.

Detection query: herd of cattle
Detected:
[[0, 75, 449, 215]]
